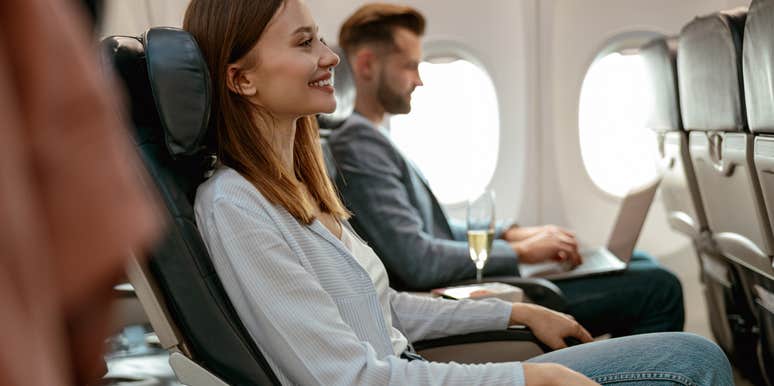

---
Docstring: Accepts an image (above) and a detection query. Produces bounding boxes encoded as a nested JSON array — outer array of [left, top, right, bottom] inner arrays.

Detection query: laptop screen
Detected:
[[606, 178, 662, 261]]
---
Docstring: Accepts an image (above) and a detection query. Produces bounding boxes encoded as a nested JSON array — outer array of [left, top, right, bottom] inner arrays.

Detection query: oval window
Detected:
[[578, 50, 660, 197], [390, 58, 499, 204]]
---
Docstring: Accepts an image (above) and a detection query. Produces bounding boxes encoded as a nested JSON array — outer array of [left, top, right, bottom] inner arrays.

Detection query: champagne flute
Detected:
[[467, 190, 495, 283]]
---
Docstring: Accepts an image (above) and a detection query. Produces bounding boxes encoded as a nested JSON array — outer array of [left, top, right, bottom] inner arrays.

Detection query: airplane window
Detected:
[[578, 51, 660, 197], [390, 59, 499, 205]]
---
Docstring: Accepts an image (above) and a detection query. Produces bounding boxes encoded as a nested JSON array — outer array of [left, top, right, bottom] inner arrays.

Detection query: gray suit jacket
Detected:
[[329, 113, 519, 291]]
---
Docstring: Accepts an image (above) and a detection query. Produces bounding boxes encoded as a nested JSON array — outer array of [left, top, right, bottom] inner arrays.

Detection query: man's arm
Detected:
[[330, 126, 517, 290]]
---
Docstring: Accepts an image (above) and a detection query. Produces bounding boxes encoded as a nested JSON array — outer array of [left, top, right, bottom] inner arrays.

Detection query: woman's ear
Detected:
[[226, 64, 258, 96]]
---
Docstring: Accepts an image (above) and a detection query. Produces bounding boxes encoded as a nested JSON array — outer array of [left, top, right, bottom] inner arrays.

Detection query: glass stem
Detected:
[[476, 267, 483, 283]]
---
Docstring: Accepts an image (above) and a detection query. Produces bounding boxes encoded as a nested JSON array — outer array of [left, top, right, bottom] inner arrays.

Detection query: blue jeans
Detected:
[[527, 332, 733, 385], [554, 251, 685, 336]]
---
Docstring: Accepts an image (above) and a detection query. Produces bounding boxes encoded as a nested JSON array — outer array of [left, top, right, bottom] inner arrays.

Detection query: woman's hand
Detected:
[[510, 303, 593, 349], [523, 363, 600, 386]]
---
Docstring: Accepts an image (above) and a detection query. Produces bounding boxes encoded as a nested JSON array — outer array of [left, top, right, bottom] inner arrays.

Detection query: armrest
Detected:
[[413, 326, 549, 363], [452, 276, 567, 311]]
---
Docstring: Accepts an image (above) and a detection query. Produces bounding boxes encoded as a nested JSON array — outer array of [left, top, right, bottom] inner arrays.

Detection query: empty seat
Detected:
[[679, 7, 773, 279], [641, 36, 708, 239], [641, 35, 746, 358], [741, 0, 774, 382], [678, 8, 769, 382], [743, 0, 774, 282]]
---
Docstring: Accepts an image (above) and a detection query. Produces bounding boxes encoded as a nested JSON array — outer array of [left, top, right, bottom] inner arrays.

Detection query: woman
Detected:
[[185, 0, 732, 384]]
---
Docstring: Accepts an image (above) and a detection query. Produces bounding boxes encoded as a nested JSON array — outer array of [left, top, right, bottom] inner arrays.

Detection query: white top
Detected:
[[340, 226, 409, 355]]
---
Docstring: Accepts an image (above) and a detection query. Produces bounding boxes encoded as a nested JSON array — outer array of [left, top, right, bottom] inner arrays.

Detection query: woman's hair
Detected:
[[184, 0, 349, 224]]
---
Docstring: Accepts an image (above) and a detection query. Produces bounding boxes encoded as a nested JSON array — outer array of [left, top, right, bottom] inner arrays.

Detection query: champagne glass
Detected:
[[467, 190, 495, 283]]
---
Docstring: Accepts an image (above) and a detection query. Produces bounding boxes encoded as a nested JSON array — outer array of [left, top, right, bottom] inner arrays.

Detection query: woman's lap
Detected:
[[526, 332, 732, 385]]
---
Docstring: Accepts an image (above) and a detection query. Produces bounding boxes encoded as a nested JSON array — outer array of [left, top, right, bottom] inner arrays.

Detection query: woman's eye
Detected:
[[300, 39, 313, 47]]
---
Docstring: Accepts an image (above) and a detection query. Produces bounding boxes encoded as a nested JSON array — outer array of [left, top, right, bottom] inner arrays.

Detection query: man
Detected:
[[329, 3, 683, 336]]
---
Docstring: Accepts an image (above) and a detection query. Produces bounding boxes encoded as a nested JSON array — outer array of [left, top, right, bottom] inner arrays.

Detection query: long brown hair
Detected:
[[184, 0, 348, 223]]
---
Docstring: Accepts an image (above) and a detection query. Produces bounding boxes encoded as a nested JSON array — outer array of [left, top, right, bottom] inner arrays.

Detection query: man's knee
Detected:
[[645, 268, 685, 329]]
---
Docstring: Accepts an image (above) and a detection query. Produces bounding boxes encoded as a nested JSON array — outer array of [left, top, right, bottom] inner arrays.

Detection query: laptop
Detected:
[[517, 178, 661, 281]]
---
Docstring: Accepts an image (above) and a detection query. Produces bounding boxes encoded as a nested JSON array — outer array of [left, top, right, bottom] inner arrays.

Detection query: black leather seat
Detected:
[[742, 0, 774, 382], [677, 8, 767, 383], [103, 27, 553, 383], [103, 28, 280, 385]]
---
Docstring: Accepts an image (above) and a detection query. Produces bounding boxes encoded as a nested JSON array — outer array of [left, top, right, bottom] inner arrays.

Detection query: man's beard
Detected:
[[376, 76, 412, 115]]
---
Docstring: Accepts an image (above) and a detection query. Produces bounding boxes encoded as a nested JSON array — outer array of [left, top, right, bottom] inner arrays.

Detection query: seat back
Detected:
[[640, 36, 708, 237], [744, 0, 774, 280], [679, 10, 772, 382], [641, 34, 746, 359], [741, 0, 774, 383], [679, 8, 774, 265], [103, 28, 280, 385]]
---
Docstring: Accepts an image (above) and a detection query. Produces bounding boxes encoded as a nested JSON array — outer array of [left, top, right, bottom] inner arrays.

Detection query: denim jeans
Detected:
[[554, 250, 685, 336], [527, 332, 733, 385]]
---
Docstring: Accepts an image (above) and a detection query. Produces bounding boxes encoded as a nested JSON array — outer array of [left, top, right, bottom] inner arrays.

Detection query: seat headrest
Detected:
[[101, 35, 162, 138], [145, 27, 211, 157], [317, 46, 356, 129], [744, 0, 774, 134], [678, 7, 748, 132], [640, 37, 682, 132], [103, 28, 211, 158]]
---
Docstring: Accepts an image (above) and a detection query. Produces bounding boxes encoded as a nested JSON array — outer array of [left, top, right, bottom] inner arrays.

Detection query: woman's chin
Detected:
[[318, 102, 338, 114]]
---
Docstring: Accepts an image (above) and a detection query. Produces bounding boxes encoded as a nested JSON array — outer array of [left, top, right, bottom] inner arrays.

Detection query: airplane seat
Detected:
[[678, 8, 768, 382], [640, 37, 708, 240], [742, 0, 774, 382], [639, 35, 743, 361], [317, 46, 354, 182], [102, 28, 281, 385], [104, 27, 554, 381]]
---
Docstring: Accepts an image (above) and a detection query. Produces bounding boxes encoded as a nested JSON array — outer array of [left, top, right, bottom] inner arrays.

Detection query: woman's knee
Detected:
[[668, 333, 729, 367], [625, 333, 732, 385]]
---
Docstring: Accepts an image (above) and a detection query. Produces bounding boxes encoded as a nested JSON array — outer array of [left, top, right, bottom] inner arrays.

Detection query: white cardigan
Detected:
[[194, 166, 525, 385]]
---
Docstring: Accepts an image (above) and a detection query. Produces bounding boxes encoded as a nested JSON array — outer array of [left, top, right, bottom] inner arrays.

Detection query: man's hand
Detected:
[[510, 303, 593, 350], [523, 363, 600, 386], [503, 225, 574, 242], [510, 227, 582, 265]]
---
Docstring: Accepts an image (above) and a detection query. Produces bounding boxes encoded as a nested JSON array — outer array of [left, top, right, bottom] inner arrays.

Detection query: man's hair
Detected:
[[339, 3, 425, 56]]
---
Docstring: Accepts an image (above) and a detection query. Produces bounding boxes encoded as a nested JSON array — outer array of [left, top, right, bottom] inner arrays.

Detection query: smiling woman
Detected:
[[184, 0, 347, 225]]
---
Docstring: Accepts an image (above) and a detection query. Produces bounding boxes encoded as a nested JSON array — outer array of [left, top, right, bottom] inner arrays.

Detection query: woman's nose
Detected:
[[320, 46, 340, 69]]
